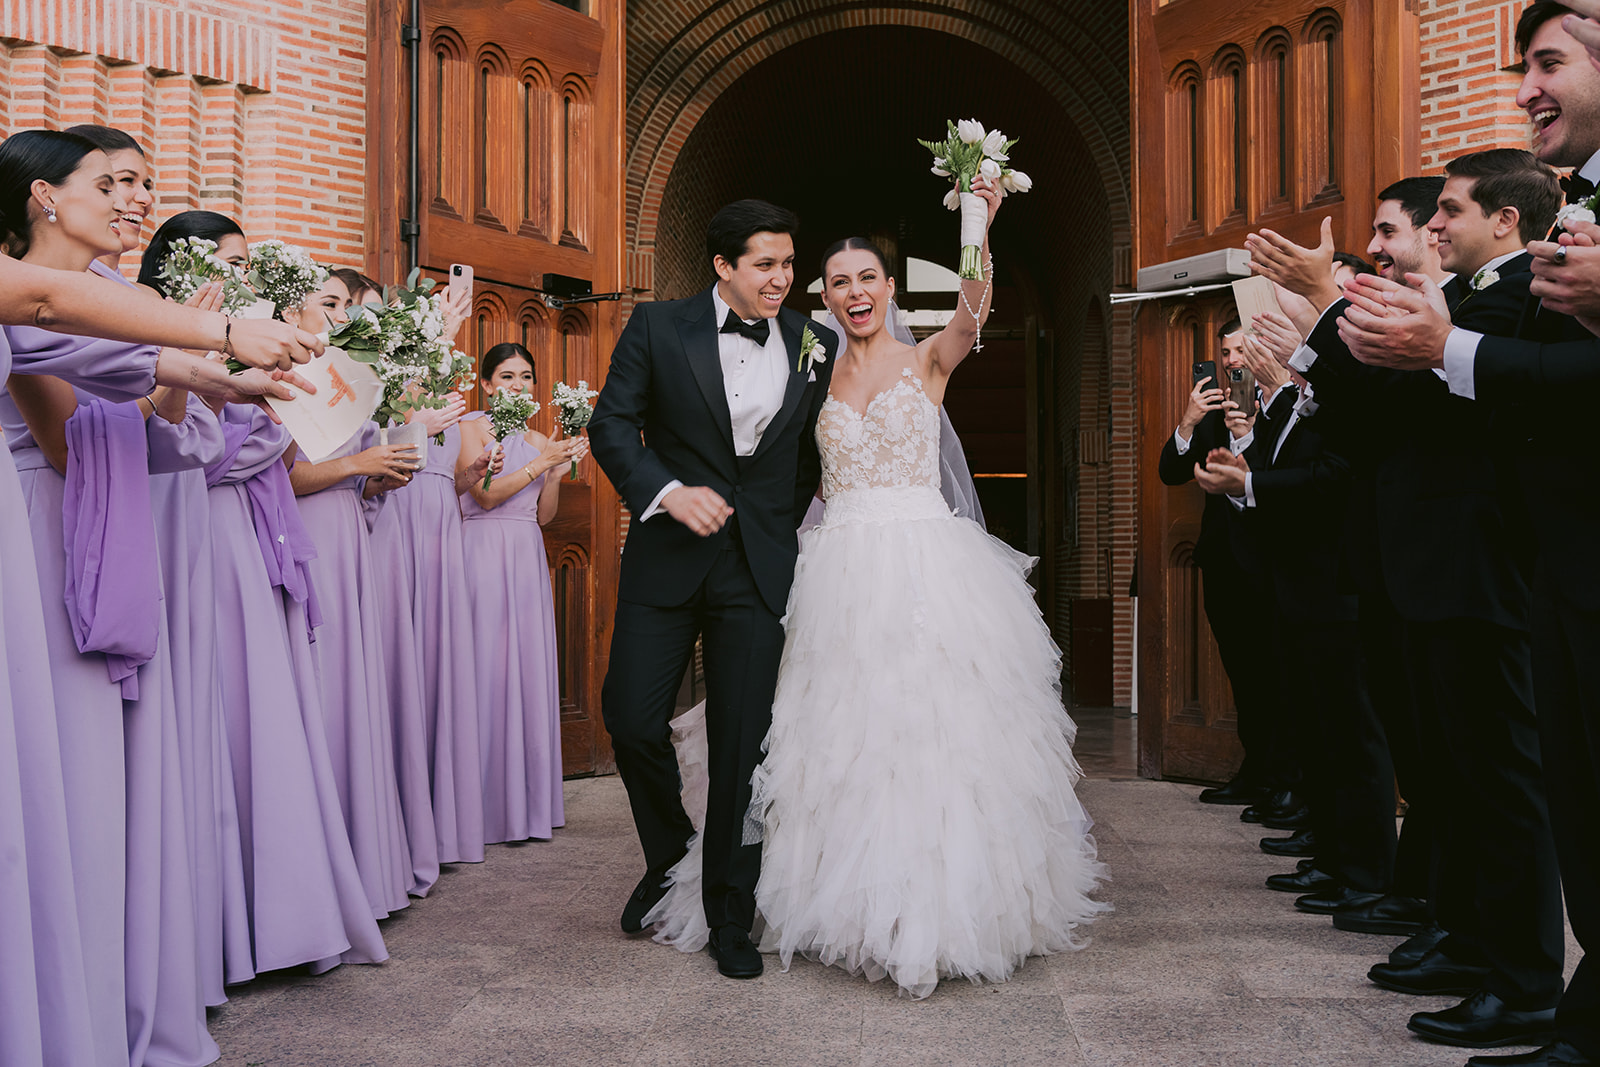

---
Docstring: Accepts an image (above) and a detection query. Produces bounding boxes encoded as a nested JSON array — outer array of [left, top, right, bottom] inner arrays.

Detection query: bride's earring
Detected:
[[44, 205, 57, 222]]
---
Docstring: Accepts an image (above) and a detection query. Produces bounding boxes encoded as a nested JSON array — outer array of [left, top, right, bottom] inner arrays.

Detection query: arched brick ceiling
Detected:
[[624, 0, 1130, 271], [652, 24, 1112, 311]]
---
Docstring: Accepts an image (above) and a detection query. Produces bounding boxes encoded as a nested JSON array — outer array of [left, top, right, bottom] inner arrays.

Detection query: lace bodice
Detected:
[[817, 369, 941, 498]]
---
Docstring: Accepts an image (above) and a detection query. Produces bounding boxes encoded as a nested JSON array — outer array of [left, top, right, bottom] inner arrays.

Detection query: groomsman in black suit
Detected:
[[590, 200, 835, 980], [1158, 323, 1296, 814]]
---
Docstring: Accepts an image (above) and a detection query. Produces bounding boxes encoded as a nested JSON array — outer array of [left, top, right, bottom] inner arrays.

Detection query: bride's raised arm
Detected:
[[925, 175, 1002, 380]]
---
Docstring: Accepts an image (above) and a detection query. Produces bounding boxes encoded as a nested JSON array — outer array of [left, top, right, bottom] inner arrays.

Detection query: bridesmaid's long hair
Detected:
[[62, 124, 145, 158], [138, 210, 246, 295], [0, 129, 101, 257]]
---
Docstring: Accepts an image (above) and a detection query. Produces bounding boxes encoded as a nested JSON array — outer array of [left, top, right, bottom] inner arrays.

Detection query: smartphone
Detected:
[[1228, 366, 1257, 410], [1192, 360, 1217, 388], [448, 263, 474, 304]]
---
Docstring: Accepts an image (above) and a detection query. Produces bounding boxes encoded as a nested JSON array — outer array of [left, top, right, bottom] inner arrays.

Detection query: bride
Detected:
[[645, 177, 1109, 998]]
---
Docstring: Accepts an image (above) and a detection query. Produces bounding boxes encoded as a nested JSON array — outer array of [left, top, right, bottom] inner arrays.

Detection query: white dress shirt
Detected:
[[1441, 149, 1600, 399], [1233, 383, 1319, 509], [641, 286, 790, 521]]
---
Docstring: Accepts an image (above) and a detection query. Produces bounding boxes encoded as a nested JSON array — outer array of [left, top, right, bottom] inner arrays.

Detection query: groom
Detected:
[[589, 200, 835, 979]]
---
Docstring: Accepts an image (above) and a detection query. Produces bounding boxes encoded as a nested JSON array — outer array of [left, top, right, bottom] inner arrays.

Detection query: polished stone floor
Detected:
[[208, 709, 1578, 1067]]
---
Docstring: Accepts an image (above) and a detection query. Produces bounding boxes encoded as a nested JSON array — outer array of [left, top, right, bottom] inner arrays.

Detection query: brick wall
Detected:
[[1417, 0, 1531, 169], [0, 0, 369, 269]]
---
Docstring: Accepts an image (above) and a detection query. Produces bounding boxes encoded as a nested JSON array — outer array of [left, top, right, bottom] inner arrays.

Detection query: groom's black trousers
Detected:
[[602, 527, 785, 934]]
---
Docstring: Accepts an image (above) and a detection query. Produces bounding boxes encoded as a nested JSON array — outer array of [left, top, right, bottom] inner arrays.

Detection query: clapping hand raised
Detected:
[[1194, 447, 1249, 496]]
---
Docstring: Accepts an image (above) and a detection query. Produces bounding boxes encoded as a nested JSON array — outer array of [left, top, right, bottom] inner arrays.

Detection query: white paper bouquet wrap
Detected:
[[918, 119, 1031, 278]]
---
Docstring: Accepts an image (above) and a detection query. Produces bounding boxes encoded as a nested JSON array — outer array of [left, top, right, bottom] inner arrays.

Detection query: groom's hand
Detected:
[[663, 485, 733, 536]]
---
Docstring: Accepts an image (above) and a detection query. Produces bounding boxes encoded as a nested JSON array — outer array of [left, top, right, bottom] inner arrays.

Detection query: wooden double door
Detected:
[[368, 0, 626, 775]]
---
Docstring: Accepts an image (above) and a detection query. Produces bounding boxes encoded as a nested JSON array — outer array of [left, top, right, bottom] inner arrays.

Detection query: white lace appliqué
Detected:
[[817, 368, 942, 498]]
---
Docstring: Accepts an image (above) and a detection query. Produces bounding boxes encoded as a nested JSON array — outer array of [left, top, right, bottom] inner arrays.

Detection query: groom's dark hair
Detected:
[[706, 199, 800, 267]]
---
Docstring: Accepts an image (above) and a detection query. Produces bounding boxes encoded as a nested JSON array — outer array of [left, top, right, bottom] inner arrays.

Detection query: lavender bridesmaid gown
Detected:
[[295, 427, 415, 913], [3, 328, 168, 1067], [205, 407, 387, 974], [369, 424, 485, 865], [460, 417, 565, 844]]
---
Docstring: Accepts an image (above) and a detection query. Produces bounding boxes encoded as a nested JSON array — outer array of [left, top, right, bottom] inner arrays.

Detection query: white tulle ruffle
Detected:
[[645, 488, 1110, 997]]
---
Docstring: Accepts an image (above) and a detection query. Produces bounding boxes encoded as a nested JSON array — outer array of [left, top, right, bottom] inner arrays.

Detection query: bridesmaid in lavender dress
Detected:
[[344, 270, 496, 867], [290, 274, 430, 911], [457, 342, 587, 844]]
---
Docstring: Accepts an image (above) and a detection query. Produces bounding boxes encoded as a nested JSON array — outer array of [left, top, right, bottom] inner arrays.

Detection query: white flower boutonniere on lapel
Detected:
[[1470, 266, 1501, 292], [797, 324, 826, 374], [1557, 193, 1599, 230]]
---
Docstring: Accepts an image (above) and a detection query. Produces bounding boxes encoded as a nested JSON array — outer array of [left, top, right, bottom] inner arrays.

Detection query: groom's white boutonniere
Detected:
[[1470, 266, 1501, 291], [797, 324, 826, 374], [1557, 194, 1598, 230]]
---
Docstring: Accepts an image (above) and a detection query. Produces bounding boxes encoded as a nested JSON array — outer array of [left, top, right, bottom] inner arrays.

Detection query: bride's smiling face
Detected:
[[822, 248, 896, 339]]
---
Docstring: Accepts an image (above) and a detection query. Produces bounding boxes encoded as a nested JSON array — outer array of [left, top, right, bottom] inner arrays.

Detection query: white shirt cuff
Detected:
[[1243, 472, 1256, 508], [1173, 428, 1192, 454], [1442, 329, 1482, 400], [1231, 431, 1253, 455], [640, 479, 683, 521], [1287, 343, 1318, 374]]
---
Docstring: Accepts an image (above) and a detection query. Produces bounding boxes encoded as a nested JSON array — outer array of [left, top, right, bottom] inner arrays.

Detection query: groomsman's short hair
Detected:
[[706, 199, 800, 267], [1218, 318, 1242, 338], [1332, 251, 1376, 276], [1377, 176, 1446, 229], [1444, 148, 1562, 243], [1516, 1, 1575, 59]]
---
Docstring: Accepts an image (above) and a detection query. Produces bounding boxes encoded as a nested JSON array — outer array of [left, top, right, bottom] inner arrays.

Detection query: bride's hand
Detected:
[[972, 175, 1002, 230]]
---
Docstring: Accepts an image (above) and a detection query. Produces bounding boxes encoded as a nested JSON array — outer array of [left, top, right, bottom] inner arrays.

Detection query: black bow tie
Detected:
[[1563, 172, 1597, 205], [720, 310, 771, 346]]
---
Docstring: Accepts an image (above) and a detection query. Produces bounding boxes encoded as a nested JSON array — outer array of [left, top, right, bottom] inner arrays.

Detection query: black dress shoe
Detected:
[[1294, 885, 1383, 915], [1407, 990, 1557, 1048], [1260, 805, 1314, 831], [1388, 924, 1447, 968], [1266, 867, 1336, 893], [1199, 778, 1270, 805], [620, 870, 671, 934], [1241, 790, 1301, 824], [1467, 1041, 1597, 1065], [1261, 830, 1317, 857], [707, 925, 763, 979], [1331, 893, 1427, 935], [1368, 947, 1491, 996], [1297, 857, 1317, 872]]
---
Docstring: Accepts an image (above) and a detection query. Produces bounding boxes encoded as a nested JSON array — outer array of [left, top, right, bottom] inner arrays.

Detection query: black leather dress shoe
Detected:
[[1388, 924, 1447, 968], [1407, 990, 1557, 1048], [1467, 1041, 1597, 1065], [1199, 778, 1270, 805], [708, 925, 764, 979], [1241, 790, 1302, 824], [1260, 805, 1314, 831], [1368, 948, 1491, 996], [1260, 830, 1317, 857], [1266, 867, 1336, 893], [1297, 857, 1317, 872], [620, 870, 671, 934], [1331, 893, 1427, 935], [1294, 885, 1383, 915]]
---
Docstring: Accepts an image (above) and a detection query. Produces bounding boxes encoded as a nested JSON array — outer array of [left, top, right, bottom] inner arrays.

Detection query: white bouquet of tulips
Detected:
[[918, 119, 1031, 278]]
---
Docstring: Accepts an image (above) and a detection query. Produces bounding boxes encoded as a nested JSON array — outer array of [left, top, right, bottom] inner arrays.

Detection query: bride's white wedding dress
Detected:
[[644, 368, 1109, 998]]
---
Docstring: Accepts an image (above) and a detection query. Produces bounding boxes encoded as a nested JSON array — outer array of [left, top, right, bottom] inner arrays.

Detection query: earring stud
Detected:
[[44, 207, 57, 222]]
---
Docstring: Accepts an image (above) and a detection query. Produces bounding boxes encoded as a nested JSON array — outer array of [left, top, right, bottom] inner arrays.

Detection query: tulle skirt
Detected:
[[647, 486, 1109, 998]]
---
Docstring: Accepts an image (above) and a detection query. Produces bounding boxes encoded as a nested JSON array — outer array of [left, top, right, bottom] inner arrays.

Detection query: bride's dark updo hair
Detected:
[[0, 129, 102, 257], [820, 236, 890, 280]]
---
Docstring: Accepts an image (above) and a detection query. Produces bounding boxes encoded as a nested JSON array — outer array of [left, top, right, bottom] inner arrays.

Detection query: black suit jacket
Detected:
[[589, 287, 836, 614], [1473, 276, 1600, 611], [1243, 404, 1356, 622], [1157, 408, 1260, 578], [1298, 261, 1533, 628]]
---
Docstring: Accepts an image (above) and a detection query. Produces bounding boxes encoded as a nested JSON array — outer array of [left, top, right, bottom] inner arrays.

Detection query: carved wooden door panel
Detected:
[[372, 0, 625, 775]]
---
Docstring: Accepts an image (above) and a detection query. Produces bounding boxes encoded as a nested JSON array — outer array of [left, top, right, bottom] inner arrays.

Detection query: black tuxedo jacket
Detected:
[[1473, 277, 1600, 610], [1243, 404, 1356, 622], [1298, 262, 1532, 628], [589, 287, 836, 615], [1157, 408, 1260, 578]]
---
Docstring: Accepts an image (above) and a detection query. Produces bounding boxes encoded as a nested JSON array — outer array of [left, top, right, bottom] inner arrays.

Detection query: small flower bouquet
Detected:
[[483, 387, 540, 489], [332, 269, 468, 443], [918, 119, 1030, 278], [246, 240, 328, 322], [551, 380, 598, 479], [157, 236, 258, 312]]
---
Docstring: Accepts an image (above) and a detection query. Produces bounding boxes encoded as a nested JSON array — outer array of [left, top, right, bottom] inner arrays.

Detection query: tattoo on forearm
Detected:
[[189, 364, 201, 386]]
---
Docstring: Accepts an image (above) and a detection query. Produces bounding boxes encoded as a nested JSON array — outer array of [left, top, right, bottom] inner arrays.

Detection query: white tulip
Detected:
[[931, 161, 951, 177], [981, 129, 1006, 157], [979, 157, 1002, 180], [957, 118, 985, 144], [943, 188, 961, 211], [1006, 169, 1033, 193]]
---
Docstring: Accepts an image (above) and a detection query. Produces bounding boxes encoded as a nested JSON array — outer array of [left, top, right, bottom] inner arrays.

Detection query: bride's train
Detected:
[[645, 482, 1109, 998]]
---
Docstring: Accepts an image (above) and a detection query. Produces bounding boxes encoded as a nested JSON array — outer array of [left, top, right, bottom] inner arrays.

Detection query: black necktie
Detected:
[[720, 309, 770, 346], [1563, 172, 1596, 205]]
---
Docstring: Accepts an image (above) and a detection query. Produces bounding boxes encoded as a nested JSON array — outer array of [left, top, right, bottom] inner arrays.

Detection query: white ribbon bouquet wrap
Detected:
[[919, 119, 1031, 279]]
